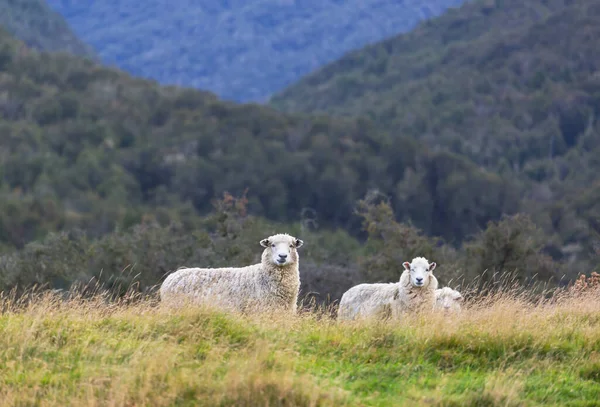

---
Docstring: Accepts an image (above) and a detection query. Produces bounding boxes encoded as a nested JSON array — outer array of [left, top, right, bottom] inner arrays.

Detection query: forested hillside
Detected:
[[2, 25, 568, 298], [0, 0, 94, 57], [45, 0, 465, 102], [272, 0, 600, 268], [0, 27, 520, 251], [1, 0, 598, 298]]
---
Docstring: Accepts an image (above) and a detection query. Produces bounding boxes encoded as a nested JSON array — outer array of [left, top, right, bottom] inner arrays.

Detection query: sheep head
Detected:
[[260, 233, 303, 267], [402, 257, 436, 288], [435, 287, 463, 312]]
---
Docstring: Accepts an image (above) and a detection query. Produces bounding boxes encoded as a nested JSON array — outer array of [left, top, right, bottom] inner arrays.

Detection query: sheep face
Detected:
[[260, 233, 303, 267], [402, 257, 436, 288], [435, 288, 463, 312]]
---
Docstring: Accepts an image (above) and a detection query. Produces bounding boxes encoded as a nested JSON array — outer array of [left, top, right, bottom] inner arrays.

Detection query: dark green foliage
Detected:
[[45, 0, 464, 101], [0, 16, 592, 298], [0, 191, 366, 303], [356, 194, 447, 284], [0, 0, 94, 57], [0, 192, 65, 249], [355, 196, 563, 289], [0, 229, 90, 291], [393, 150, 520, 243], [0, 30, 520, 255], [461, 214, 560, 287], [272, 0, 600, 272], [0, 192, 564, 303]]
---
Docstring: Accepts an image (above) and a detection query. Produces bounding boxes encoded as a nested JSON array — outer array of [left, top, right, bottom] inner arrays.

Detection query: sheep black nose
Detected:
[[279, 254, 287, 259], [416, 277, 423, 283]]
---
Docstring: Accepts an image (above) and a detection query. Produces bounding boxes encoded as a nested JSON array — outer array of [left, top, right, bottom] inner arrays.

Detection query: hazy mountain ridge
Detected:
[[45, 0, 465, 101], [0, 0, 94, 57]]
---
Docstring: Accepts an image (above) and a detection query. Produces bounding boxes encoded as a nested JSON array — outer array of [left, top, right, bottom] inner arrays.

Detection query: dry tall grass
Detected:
[[0, 281, 599, 406]]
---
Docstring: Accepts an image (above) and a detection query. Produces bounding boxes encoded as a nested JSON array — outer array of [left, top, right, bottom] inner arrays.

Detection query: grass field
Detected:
[[0, 288, 599, 406]]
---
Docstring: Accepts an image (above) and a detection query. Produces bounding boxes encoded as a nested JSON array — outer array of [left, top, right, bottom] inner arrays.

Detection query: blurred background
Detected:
[[0, 0, 598, 303]]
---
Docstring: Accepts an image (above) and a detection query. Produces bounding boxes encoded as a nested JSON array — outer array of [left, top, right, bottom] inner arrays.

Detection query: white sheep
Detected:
[[434, 287, 463, 313], [337, 256, 439, 321], [159, 233, 304, 314]]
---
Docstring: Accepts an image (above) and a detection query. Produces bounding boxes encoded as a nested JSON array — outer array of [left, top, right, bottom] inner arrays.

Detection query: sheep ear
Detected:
[[260, 239, 270, 248], [429, 262, 437, 271], [402, 262, 411, 270], [294, 238, 304, 248]]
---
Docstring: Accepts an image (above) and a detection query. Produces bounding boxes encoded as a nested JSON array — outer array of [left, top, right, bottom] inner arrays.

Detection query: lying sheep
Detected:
[[434, 287, 463, 313], [337, 256, 439, 321], [159, 233, 304, 314]]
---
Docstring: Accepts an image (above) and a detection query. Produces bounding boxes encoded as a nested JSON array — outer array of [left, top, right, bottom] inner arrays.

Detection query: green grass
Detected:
[[0, 291, 599, 406]]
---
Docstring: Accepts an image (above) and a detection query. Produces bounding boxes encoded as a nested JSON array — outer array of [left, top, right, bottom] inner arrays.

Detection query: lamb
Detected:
[[159, 233, 304, 314], [337, 256, 439, 321], [434, 287, 463, 313]]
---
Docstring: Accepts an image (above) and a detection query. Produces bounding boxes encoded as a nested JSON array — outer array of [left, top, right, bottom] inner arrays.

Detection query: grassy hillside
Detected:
[[1, 287, 599, 406], [0, 0, 94, 57], [271, 0, 600, 268], [45, 0, 465, 102]]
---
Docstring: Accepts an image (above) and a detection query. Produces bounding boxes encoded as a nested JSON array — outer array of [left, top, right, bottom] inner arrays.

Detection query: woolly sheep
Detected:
[[434, 287, 463, 313], [337, 257, 439, 321], [159, 233, 304, 314]]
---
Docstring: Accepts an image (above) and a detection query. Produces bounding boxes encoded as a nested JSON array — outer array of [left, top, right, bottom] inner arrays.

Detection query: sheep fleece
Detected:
[[160, 245, 300, 313], [338, 270, 438, 321]]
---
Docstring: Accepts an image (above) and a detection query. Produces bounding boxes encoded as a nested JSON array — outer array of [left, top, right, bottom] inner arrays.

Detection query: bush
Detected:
[[461, 213, 560, 290], [0, 191, 577, 305], [0, 192, 365, 304], [354, 192, 459, 285]]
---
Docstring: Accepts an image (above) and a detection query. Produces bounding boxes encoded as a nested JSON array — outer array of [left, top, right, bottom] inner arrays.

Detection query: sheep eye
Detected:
[[271, 244, 276, 248]]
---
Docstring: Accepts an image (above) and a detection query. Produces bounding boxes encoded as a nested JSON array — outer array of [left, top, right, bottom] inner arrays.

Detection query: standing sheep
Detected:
[[434, 287, 463, 313], [337, 257, 439, 321], [159, 233, 304, 314]]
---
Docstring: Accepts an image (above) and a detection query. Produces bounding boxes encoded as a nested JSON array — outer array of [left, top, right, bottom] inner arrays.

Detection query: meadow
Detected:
[[0, 282, 599, 407]]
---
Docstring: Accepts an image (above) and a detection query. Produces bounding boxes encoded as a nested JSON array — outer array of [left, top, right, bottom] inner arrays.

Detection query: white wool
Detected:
[[337, 256, 439, 321], [434, 287, 463, 313], [159, 233, 303, 314]]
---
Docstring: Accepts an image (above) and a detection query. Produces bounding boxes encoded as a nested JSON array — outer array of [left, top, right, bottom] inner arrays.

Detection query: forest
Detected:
[[272, 0, 600, 280], [0, 28, 539, 299]]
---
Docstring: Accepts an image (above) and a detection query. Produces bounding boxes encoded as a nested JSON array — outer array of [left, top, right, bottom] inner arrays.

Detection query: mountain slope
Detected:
[[0, 0, 94, 57], [271, 0, 597, 168], [45, 0, 465, 102], [0, 29, 523, 254], [271, 0, 600, 261], [270, 0, 581, 116]]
